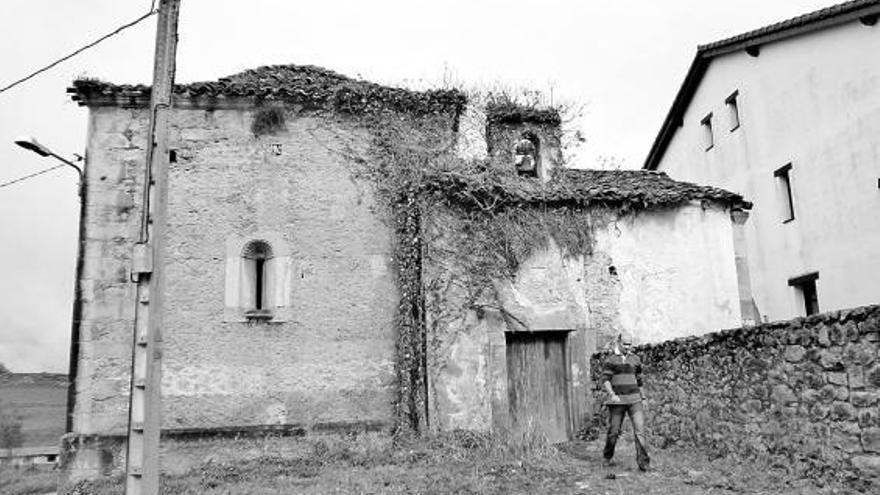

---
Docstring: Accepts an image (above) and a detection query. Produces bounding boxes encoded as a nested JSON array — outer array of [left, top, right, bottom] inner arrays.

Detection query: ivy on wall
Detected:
[[356, 107, 606, 435], [350, 93, 746, 435]]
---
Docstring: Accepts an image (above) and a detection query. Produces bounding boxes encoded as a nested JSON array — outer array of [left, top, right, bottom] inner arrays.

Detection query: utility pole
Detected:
[[125, 1, 180, 494]]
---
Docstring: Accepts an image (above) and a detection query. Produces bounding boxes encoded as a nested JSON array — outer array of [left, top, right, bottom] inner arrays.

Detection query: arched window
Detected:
[[224, 234, 292, 323], [242, 240, 273, 319]]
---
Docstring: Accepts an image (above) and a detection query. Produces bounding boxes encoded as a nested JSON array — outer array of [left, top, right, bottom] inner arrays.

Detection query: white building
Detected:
[[643, 0, 880, 322]]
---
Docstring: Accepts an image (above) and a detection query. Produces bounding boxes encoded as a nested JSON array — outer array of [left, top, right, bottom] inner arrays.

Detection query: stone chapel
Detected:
[[63, 64, 752, 478]]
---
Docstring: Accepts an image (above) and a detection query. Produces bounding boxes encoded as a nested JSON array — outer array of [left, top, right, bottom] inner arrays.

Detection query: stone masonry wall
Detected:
[[74, 103, 455, 437], [65, 102, 456, 480], [592, 304, 880, 485], [73, 107, 149, 435]]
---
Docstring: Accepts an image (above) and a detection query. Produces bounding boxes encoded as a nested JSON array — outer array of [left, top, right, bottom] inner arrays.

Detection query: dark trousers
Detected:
[[604, 401, 650, 470]]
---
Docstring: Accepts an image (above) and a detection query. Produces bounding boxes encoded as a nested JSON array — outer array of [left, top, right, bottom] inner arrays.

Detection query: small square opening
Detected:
[[725, 91, 740, 131], [701, 113, 714, 151], [788, 272, 819, 316]]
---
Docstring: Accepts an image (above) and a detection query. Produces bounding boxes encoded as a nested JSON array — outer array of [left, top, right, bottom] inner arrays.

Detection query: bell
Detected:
[[515, 155, 535, 172]]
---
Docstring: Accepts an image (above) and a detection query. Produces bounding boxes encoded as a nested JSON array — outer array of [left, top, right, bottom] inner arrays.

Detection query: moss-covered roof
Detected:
[[422, 167, 751, 210], [485, 101, 561, 125], [69, 64, 466, 115]]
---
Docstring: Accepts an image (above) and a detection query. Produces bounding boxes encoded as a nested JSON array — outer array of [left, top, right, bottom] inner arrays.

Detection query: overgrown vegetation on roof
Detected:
[[417, 166, 749, 211], [250, 106, 286, 136], [70, 64, 466, 116], [485, 100, 561, 125]]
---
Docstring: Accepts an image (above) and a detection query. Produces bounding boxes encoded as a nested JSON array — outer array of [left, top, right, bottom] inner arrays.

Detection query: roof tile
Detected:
[[699, 0, 879, 52], [70, 64, 466, 115], [425, 168, 751, 210]]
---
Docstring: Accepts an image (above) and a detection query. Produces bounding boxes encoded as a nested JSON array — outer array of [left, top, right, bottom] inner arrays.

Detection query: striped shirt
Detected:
[[602, 353, 643, 405]]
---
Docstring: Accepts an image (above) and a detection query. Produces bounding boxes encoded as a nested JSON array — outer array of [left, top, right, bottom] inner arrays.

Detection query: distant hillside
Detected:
[[0, 372, 67, 448]]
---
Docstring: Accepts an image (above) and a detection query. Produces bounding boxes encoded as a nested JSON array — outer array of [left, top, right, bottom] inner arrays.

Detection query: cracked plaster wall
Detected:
[[425, 201, 742, 436]]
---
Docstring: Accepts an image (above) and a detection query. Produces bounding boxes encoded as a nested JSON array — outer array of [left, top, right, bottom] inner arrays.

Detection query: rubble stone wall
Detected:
[[66, 103, 456, 482], [592, 305, 880, 483]]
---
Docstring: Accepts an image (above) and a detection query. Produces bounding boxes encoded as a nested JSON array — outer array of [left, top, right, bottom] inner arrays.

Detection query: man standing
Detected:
[[601, 334, 650, 471]]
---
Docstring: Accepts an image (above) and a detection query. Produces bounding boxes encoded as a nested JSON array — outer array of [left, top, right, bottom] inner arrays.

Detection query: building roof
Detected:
[[69, 64, 466, 116], [426, 167, 751, 210], [643, 0, 880, 170]]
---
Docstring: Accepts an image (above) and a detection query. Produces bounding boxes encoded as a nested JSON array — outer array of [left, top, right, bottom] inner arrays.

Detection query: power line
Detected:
[[0, 9, 158, 96], [0, 164, 68, 189]]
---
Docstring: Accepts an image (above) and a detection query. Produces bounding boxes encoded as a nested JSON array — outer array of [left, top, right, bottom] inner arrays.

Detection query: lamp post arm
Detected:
[[44, 151, 84, 197], [45, 151, 83, 182]]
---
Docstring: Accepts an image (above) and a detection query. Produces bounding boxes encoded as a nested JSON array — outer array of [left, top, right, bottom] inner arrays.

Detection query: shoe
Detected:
[[638, 464, 650, 472]]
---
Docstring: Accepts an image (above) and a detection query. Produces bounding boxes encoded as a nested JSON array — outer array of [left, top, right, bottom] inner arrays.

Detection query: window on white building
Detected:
[[774, 163, 795, 222], [788, 272, 819, 316], [725, 91, 740, 131], [701, 113, 714, 151]]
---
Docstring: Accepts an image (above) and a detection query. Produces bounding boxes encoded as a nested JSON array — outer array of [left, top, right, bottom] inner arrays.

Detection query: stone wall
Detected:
[[74, 105, 406, 435], [161, 108, 406, 431], [69, 101, 456, 470], [592, 304, 880, 484]]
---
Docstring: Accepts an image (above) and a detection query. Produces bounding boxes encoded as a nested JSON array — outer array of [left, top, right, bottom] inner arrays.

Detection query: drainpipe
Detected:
[[730, 208, 758, 325]]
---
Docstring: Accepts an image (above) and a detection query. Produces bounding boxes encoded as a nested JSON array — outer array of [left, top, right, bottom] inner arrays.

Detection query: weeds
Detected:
[[0, 466, 59, 495], [54, 431, 858, 494], [250, 106, 286, 136]]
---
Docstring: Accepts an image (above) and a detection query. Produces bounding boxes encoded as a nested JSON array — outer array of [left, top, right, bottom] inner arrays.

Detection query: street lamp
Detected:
[[13, 135, 86, 435], [14, 136, 84, 195]]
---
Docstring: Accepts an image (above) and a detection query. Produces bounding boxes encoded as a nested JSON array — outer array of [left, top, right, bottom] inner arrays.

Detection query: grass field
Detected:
[[0, 373, 67, 448], [0, 465, 59, 495], [51, 430, 864, 495]]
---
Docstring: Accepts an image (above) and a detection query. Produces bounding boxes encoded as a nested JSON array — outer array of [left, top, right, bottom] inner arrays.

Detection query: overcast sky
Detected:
[[0, 0, 838, 372]]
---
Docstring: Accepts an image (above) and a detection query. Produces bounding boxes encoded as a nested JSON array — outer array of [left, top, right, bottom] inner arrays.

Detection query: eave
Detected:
[[643, 0, 880, 170]]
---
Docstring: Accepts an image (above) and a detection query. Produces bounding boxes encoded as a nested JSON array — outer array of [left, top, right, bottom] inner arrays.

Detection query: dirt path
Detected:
[[552, 439, 855, 495]]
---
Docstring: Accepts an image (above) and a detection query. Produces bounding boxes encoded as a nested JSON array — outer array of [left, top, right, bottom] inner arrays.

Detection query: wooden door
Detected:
[[506, 331, 570, 443]]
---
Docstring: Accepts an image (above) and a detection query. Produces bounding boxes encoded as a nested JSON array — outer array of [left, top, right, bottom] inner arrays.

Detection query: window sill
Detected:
[[244, 309, 274, 321], [223, 307, 289, 323]]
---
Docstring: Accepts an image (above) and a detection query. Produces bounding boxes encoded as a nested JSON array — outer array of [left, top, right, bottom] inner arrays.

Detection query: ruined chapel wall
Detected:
[[73, 106, 150, 435], [74, 104, 456, 436], [592, 201, 742, 345], [160, 107, 400, 430], [592, 305, 880, 482], [424, 200, 741, 435], [422, 204, 495, 433], [424, 232, 593, 434]]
